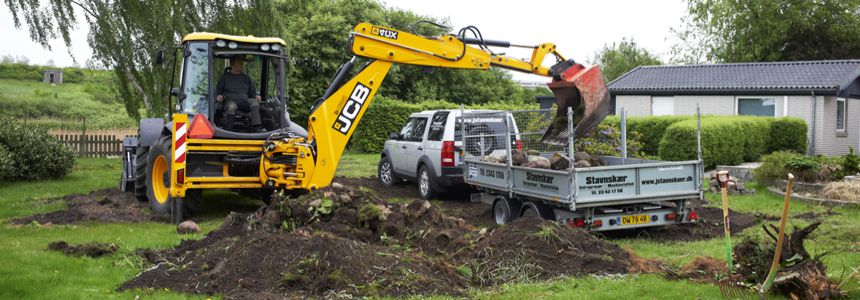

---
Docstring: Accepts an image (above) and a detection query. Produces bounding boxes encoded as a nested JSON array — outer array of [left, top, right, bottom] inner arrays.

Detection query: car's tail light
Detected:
[[188, 114, 215, 139], [441, 141, 455, 167], [688, 209, 698, 222], [515, 139, 523, 152], [591, 219, 603, 228]]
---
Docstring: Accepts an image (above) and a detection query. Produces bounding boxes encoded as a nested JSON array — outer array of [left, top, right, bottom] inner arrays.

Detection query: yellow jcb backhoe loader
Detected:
[[119, 23, 611, 223]]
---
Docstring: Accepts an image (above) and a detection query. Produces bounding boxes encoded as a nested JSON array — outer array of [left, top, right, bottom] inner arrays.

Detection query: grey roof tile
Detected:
[[608, 60, 860, 96]]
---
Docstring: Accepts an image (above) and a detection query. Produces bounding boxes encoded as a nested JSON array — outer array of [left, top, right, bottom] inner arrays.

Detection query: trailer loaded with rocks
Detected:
[[462, 108, 706, 231]]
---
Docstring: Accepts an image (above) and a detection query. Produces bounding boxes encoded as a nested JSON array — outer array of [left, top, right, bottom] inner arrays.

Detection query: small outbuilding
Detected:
[[43, 69, 63, 84], [608, 60, 860, 156]]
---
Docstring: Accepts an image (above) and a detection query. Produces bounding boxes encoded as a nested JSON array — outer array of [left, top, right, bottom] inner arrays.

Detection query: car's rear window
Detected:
[[427, 111, 450, 141]]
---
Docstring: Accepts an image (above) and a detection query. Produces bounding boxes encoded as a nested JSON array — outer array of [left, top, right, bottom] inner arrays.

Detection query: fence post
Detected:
[[79, 118, 87, 157]]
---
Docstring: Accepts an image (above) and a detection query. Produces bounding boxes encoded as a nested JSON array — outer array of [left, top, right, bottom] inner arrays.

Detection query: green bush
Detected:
[[767, 117, 807, 153], [576, 122, 646, 158], [0, 62, 103, 83], [0, 144, 14, 180], [602, 115, 692, 156], [753, 151, 802, 184], [0, 120, 76, 180], [659, 116, 776, 168]]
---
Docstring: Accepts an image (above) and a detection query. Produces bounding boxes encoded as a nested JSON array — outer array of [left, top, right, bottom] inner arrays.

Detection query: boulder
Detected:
[[550, 153, 571, 170], [511, 151, 527, 166], [522, 155, 550, 169], [176, 220, 201, 234], [574, 151, 591, 162], [574, 159, 591, 168]]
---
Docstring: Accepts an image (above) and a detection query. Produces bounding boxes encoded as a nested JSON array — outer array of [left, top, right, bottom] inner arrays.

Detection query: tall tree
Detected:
[[592, 38, 662, 82], [674, 0, 860, 63]]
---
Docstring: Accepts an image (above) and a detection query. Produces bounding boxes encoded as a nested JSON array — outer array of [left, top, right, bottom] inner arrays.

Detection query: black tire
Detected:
[[521, 202, 555, 220], [183, 190, 203, 214], [133, 145, 149, 202], [145, 136, 172, 215], [377, 156, 399, 186], [493, 197, 520, 225], [417, 165, 437, 200]]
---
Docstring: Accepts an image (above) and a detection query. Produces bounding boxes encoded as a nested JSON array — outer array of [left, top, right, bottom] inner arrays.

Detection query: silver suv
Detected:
[[378, 109, 519, 199]]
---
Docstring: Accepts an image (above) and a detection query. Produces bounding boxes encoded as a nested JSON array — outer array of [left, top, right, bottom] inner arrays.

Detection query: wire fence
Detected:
[[460, 109, 569, 162]]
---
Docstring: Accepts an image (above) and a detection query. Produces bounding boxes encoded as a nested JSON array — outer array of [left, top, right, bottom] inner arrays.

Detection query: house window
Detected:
[[737, 97, 775, 116], [837, 98, 846, 132], [651, 96, 674, 116]]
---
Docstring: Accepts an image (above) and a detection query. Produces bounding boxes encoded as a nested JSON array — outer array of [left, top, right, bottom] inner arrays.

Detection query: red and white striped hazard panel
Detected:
[[174, 122, 187, 163]]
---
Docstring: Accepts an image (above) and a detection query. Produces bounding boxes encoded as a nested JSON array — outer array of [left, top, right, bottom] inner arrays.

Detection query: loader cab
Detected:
[[175, 33, 293, 136]]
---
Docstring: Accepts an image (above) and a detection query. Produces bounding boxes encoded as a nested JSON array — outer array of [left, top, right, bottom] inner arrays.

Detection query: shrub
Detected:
[[576, 123, 645, 158], [0, 120, 76, 180], [753, 151, 802, 184], [838, 146, 860, 178], [0, 145, 14, 180], [767, 117, 807, 153]]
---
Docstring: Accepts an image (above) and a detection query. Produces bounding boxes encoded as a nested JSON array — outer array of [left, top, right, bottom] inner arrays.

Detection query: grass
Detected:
[[335, 152, 379, 178], [1, 155, 859, 299], [0, 78, 135, 129]]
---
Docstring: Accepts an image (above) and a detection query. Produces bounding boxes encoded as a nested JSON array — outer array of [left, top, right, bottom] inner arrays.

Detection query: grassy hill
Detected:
[[0, 63, 135, 130]]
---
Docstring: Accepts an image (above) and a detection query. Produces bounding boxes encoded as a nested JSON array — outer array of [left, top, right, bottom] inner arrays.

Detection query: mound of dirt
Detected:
[[121, 181, 631, 298], [11, 189, 163, 225], [601, 207, 759, 242], [457, 217, 630, 286], [48, 241, 117, 257]]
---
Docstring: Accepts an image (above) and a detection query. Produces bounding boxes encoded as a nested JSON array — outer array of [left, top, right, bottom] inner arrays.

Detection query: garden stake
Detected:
[[758, 173, 795, 298]]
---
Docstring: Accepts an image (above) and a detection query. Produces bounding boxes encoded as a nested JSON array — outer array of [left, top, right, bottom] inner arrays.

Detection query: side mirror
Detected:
[[389, 132, 400, 140], [155, 50, 165, 65]]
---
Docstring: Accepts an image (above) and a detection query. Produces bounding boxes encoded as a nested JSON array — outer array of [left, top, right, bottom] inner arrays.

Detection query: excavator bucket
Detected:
[[540, 64, 612, 146]]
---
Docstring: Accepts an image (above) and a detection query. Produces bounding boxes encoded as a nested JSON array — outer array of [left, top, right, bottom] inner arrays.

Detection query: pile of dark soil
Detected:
[[121, 181, 633, 298], [601, 207, 759, 242], [11, 189, 163, 225], [48, 241, 117, 257]]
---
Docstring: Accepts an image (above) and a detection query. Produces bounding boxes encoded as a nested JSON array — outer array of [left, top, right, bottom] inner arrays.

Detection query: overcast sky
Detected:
[[0, 0, 687, 81]]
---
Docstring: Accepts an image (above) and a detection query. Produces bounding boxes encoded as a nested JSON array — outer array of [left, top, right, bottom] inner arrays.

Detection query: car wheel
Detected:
[[494, 198, 516, 225], [418, 166, 436, 200], [378, 156, 399, 186]]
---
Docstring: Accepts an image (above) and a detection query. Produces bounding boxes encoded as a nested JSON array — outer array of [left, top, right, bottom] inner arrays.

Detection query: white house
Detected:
[[608, 60, 860, 156]]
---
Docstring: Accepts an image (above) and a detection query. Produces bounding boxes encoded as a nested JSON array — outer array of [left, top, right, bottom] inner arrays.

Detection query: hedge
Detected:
[[0, 120, 76, 180], [602, 115, 691, 156], [658, 116, 807, 168], [768, 117, 807, 153], [348, 97, 537, 153]]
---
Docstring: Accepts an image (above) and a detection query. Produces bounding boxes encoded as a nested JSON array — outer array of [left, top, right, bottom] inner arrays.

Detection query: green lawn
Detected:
[[1, 155, 858, 299]]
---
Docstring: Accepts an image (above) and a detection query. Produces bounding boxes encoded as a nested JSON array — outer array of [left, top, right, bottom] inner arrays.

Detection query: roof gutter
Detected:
[[809, 91, 817, 155]]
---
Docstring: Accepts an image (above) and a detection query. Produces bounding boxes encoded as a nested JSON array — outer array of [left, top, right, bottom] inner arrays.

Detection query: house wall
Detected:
[[612, 94, 859, 156]]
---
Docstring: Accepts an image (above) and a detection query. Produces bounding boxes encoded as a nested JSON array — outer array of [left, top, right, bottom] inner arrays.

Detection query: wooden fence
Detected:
[[55, 134, 124, 158]]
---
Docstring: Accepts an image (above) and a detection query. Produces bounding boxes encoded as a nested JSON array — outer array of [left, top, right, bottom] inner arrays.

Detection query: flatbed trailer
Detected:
[[460, 108, 704, 231]]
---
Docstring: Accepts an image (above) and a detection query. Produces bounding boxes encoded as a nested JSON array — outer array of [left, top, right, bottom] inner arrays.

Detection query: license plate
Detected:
[[621, 214, 650, 225]]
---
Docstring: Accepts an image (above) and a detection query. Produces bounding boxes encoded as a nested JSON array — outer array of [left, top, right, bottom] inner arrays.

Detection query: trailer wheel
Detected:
[[145, 136, 172, 214], [493, 198, 520, 225], [521, 202, 555, 220]]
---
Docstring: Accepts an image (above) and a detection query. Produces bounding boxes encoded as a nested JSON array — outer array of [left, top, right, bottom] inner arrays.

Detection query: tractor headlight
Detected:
[[228, 41, 238, 49], [260, 44, 270, 51], [215, 40, 226, 47], [271, 44, 281, 51]]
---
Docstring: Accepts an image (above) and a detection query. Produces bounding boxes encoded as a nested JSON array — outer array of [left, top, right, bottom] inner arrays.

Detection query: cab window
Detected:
[[180, 42, 210, 115]]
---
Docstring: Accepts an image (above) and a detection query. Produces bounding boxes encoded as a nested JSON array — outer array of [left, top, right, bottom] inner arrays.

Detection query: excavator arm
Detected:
[[292, 23, 610, 190]]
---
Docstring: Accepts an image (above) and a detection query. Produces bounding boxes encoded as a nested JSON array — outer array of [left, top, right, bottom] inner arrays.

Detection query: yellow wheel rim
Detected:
[[151, 155, 169, 204]]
